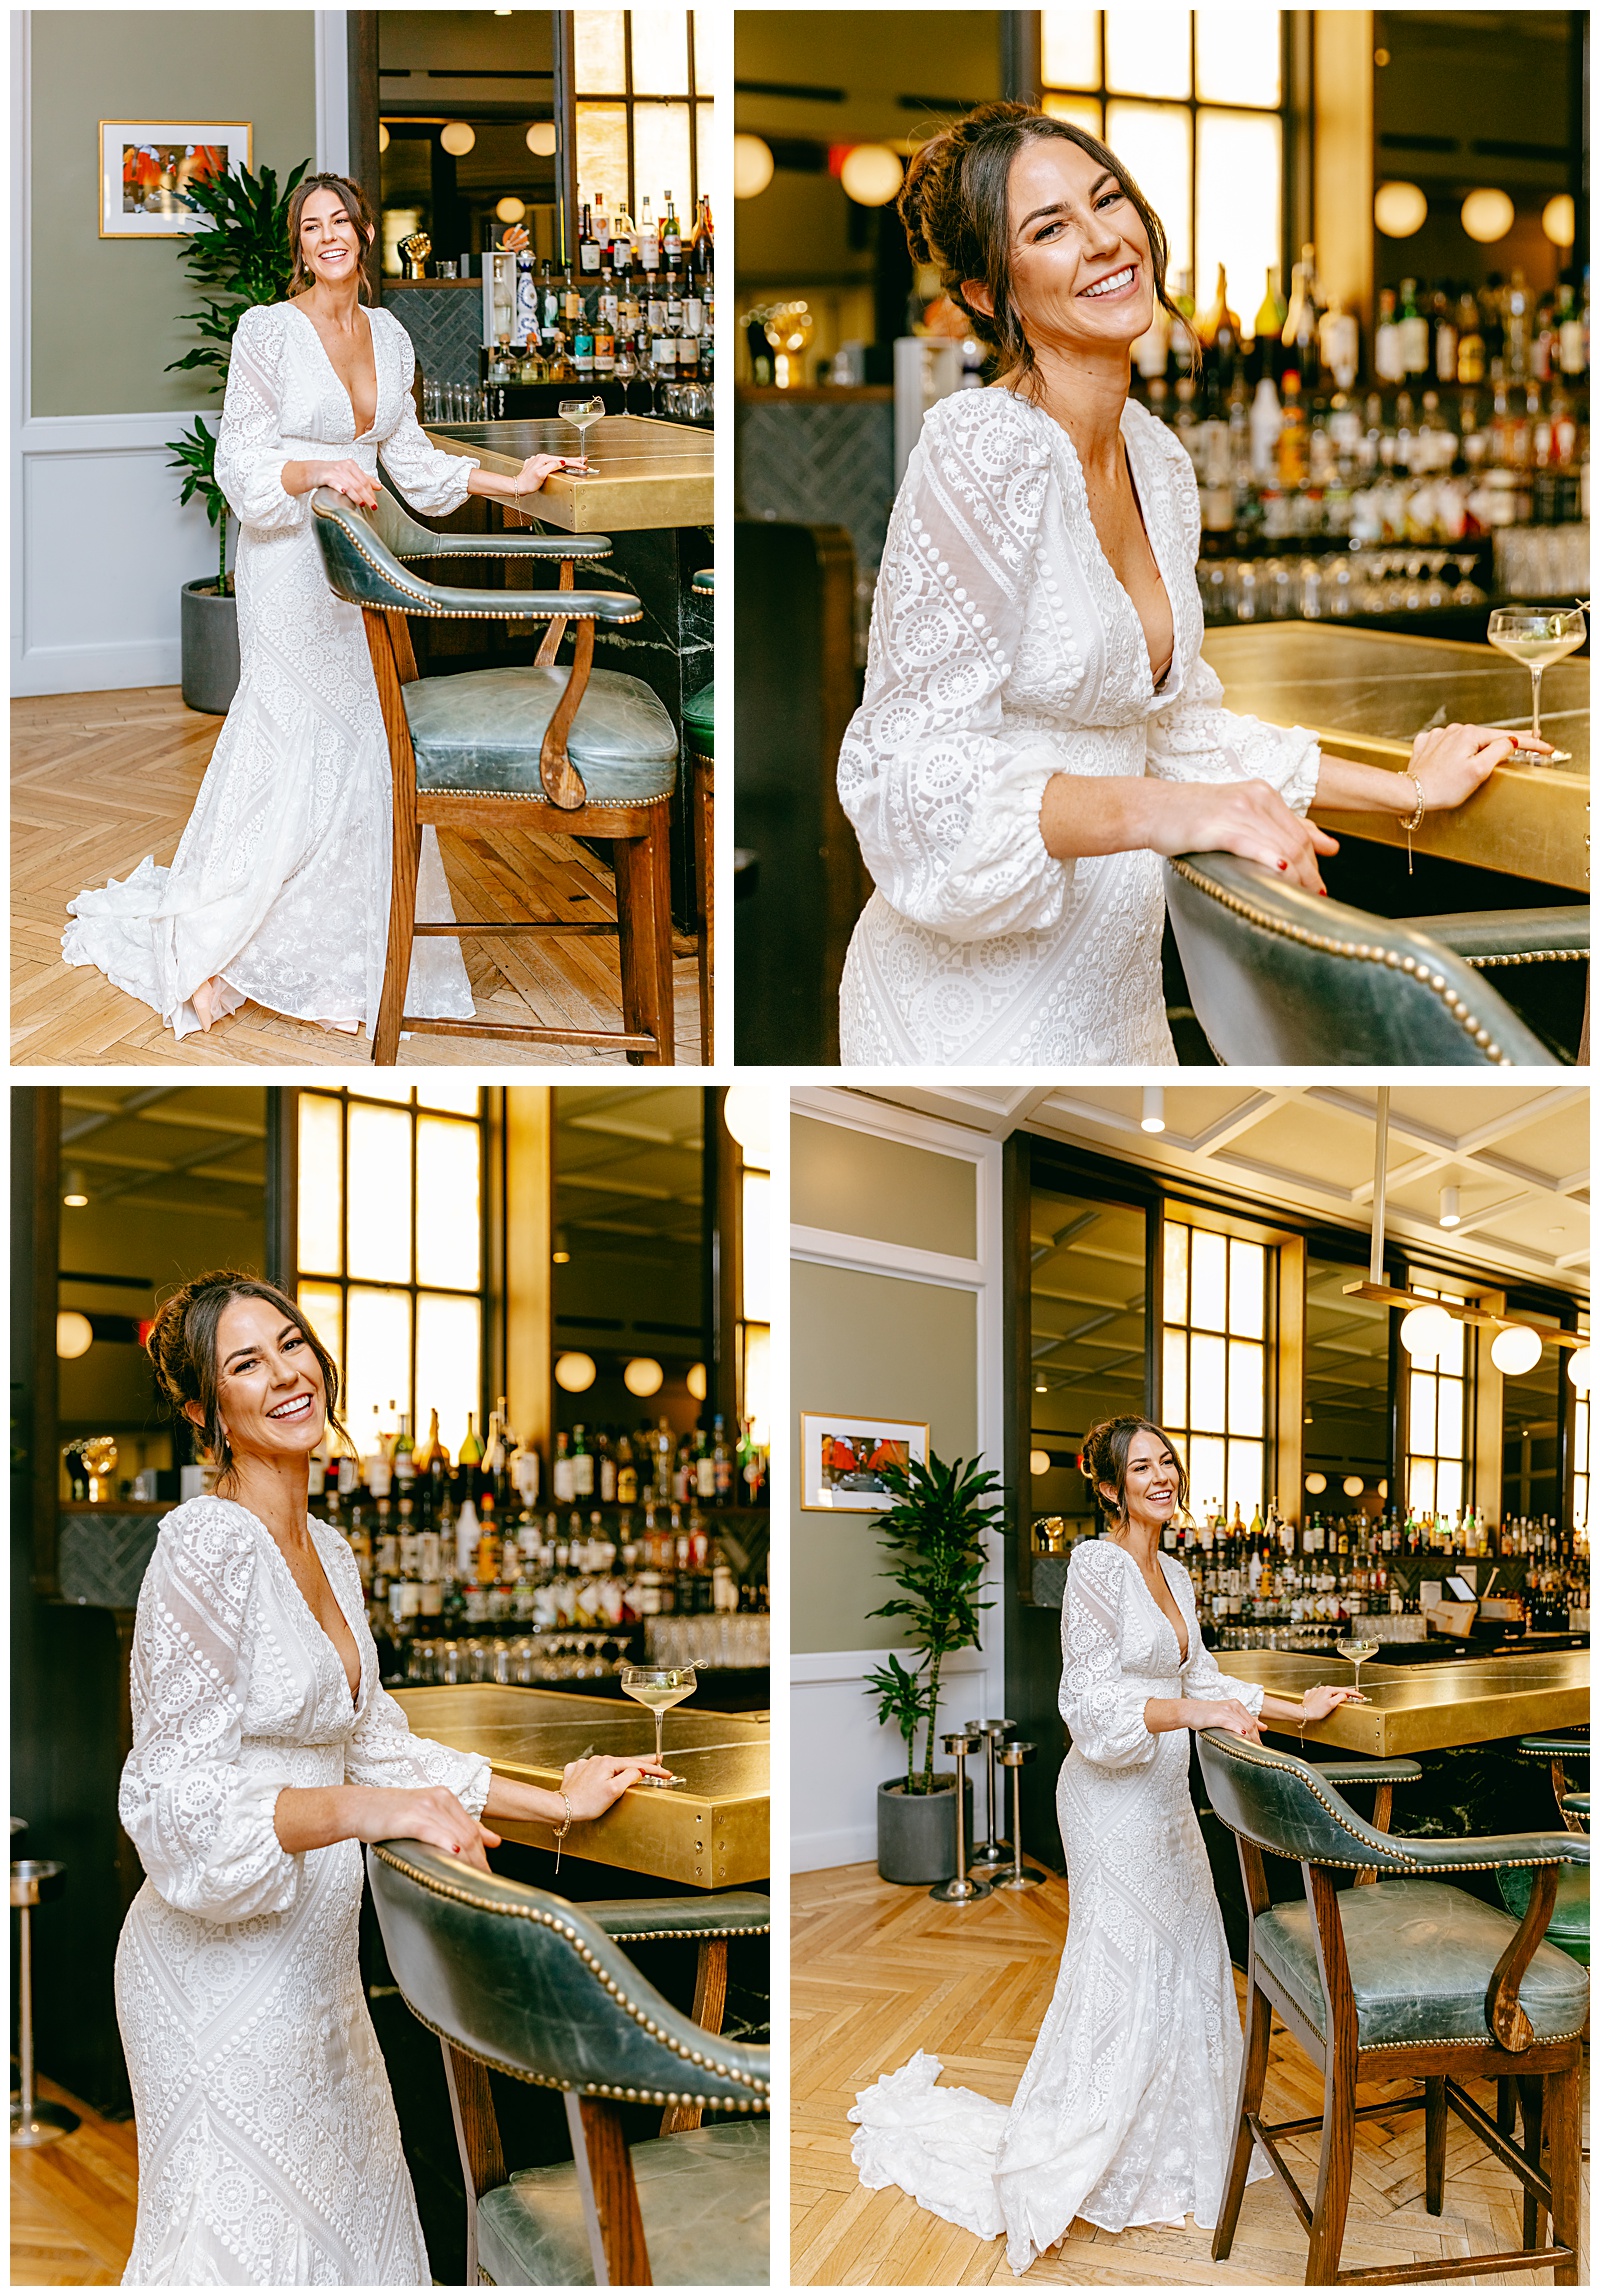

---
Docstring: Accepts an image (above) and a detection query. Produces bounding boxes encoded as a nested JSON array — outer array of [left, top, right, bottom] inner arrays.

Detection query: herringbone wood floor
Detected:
[[13, 688, 701, 1065], [794, 1862, 1590, 2286], [10, 2078, 137, 2284]]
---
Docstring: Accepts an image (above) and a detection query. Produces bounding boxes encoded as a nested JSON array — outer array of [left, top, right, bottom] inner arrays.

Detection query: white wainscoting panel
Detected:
[[16, 413, 221, 695], [792, 1645, 998, 1873]]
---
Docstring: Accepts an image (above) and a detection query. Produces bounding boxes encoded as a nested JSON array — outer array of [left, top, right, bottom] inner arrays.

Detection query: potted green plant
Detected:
[[167, 155, 310, 713], [863, 1453, 1000, 1885]]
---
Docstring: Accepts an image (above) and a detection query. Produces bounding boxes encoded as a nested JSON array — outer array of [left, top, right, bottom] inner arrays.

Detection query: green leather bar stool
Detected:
[[1497, 1734, 1589, 1966], [685, 567, 714, 1063], [366, 1841, 769, 2286], [1164, 852, 1585, 1065], [1198, 1729, 1588, 2286], [1308, 1756, 1422, 1884], [313, 488, 678, 1067]]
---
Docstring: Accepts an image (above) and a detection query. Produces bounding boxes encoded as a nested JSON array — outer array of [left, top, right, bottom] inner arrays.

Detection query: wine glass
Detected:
[[1485, 604, 1585, 760], [619, 1661, 695, 1785], [558, 395, 605, 476], [1334, 1635, 1380, 1699]]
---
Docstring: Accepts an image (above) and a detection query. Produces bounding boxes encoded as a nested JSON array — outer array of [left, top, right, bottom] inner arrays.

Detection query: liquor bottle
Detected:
[[514, 249, 537, 347], [458, 1412, 483, 1478], [1456, 290, 1487, 386], [537, 261, 561, 359], [1432, 287, 1458, 385], [1167, 268, 1197, 382], [653, 1415, 675, 1501], [571, 1424, 595, 1501], [712, 1414, 734, 1505], [688, 194, 714, 284], [1396, 278, 1430, 382], [1281, 246, 1320, 387], [662, 189, 682, 263], [552, 1430, 574, 1503], [578, 199, 601, 276], [1319, 299, 1360, 392], [1373, 287, 1403, 384], [638, 193, 659, 271], [616, 1432, 638, 1506], [1557, 280, 1587, 378], [1195, 264, 1239, 352], [1253, 265, 1287, 362], [1276, 369, 1307, 487]]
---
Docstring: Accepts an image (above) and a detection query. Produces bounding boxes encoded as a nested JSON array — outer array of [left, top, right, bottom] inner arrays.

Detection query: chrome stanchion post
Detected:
[[11, 1860, 77, 2145], [991, 1742, 1047, 1891], [966, 1717, 1015, 1873], [929, 1732, 991, 1903]]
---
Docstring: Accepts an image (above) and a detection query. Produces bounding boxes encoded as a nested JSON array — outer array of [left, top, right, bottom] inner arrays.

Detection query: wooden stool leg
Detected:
[[614, 831, 664, 1067], [1423, 2075, 1447, 2214], [1213, 1980, 1272, 2260], [695, 756, 713, 1064], [1544, 2061, 1581, 2285], [647, 802, 675, 1066], [1305, 2035, 1357, 2285], [1519, 2075, 1545, 2251], [1497, 2076, 1518, 2138], [375, 816, 421, 1066], [661, 1937, 728, 2138]]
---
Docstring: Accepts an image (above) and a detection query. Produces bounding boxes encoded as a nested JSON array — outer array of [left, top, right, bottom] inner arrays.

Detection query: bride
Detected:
[[836, 105, 1548, 1064], [117, 1270, 670, 2283], [850, 1416, 1363, 2273], [63, 173, 571, 1044]]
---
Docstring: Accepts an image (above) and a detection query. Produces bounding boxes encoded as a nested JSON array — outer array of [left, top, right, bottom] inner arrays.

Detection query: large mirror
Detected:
[[1028, 1187, 1148, 1535], [1302, 1253, 1393, 1516]]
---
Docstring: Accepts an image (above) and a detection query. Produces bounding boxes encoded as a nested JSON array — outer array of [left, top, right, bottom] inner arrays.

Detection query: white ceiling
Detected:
[[846, 1084, 1590, 1299]]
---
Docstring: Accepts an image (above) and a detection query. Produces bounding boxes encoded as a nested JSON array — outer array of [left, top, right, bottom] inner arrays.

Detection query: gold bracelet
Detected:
[[551, 1788, 573, 1876], [1399, 772, 1426, 875]]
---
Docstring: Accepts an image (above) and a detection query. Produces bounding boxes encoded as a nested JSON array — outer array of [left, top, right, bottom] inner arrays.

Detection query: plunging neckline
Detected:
[[999, 387, 1176, 698], [288, 300, 378, 441], [1106, 1537, 1190, 1665], [232, 1499, 363, 1708]]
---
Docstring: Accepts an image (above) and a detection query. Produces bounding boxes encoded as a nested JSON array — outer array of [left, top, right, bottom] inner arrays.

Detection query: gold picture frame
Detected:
[[98, 120, 253, 239], [799, 1411, 930, 1512]]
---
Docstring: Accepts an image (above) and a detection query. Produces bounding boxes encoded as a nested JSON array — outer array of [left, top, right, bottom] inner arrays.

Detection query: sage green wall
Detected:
[[791, 1261, 978, 1654], [30, 12, 317, 416], [792, 1117, 976, 1258]]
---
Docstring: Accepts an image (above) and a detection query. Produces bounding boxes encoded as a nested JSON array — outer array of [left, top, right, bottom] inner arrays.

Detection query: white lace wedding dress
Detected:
[[836, 387, 1322, 1064], [63, 300, 477, 1040], [115, 1496, 491, 2284], [850, 1537, 1269, 2275]]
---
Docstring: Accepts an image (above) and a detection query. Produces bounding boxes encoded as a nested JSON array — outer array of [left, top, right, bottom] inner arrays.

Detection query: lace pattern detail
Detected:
[[851, 1536, 1269, 2272], [62, 303, 478, 1042], [115, 1497, 488, 2285], [836, 388, 1321, 1065]]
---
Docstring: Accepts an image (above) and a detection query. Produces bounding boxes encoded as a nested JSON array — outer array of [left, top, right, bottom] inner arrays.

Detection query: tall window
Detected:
[[1161, 1218, 1268, 1521], [296, 1084, 485, 1461], [1572, 1357, 1591, 1538], [1405, 1283, 1468, 1519], [574, 10, 713, 225], [740, 1143, 771, 1447], [1039, 9, 1285, 320]]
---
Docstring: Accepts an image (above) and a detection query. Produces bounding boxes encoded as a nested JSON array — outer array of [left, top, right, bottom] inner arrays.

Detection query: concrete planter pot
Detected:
[[181, 577, 240, 715], [876, 1772, 972, 1886]]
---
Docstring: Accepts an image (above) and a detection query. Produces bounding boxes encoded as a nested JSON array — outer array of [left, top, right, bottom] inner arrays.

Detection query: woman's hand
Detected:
[[559, 1753, 673, 1821], [347, 1784, 502, 1872], [1300, 1684, 1366, 1720], [509, 453, 572, 498], [313, 456, 380, 510], [1149, 778, 1339, 894], [1184, 1697, 1265, 1743], [1408, 722, 1555, 812]]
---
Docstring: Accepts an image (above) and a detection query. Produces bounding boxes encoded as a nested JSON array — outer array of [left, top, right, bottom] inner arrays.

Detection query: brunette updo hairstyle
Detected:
[[147, 1271, 347, 1476], [1079, 1415, 1188, 1531], [899, 100, 1182, 394], [286, 171, 376, 301]]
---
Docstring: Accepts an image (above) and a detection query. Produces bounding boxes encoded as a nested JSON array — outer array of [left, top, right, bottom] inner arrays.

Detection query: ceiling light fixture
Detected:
[[56, 1311, 94, 1360], [1461, 187, 1514, 244], [1029, 1448, 1052, 1476], [839, 143, 903, 207], [63, 1167, 89, 1208], [734, 133, 775, 199], [1490, 1325, 1543, 1377], [553, 1351, 596, 1392], [1304, 1471, 1327, 1494], [1140, 1086, 1165, 1135], [1342, 1476, 1364, 1498], [1438, 1185, 1460, 1229], [1567, 1346, 1591, 1397], [624, 1356, 664, 1398], [1374, 180, 1427, 237], [722, 1086, 772, 1165], [440, 121, 476, 157], [525, 121, 557, 158], [1400, 1304, 1455, 1363]]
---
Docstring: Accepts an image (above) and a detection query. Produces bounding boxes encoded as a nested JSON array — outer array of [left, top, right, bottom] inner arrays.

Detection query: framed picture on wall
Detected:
[[98, 121, 252, 238], [799, 1411, 930, 1512]]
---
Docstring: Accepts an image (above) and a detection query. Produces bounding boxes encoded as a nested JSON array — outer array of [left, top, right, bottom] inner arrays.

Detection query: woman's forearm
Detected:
[[1039, 773, 1163, 861], [482, 1774, 569, 1826], [273, 1784, 366, 1851], [1258, 1691, 1307, 1724], [1141, 1698, 1193, 1733], [1312, 753, 1420, 814]]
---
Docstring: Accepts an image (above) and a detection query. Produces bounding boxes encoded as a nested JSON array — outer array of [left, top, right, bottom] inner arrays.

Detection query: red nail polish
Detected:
[[1276, 857, 1288, 871]]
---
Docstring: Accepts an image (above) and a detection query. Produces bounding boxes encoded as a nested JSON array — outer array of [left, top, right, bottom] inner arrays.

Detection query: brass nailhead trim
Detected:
[[419, 786, 672, 807], [592, 1925, 771, 1942], [398, 1996, 769, 2110], [1462, 949, 1588, 968], [371, 1845, 768, 2094], [318, 505, 639, 622], [1168, 859, 1516, 1065]]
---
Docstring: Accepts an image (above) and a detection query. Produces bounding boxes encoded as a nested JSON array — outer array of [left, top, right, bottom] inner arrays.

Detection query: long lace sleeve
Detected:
[[331, 1542, 491, 1811], [1058, 1545, 1159, 1768], [214, 306, 308, 536], [377, 316, 478, 515], [118, 1504, 303, 1922], [1180, 1635, 1267, 1716], [836, 391, 1076, 941]]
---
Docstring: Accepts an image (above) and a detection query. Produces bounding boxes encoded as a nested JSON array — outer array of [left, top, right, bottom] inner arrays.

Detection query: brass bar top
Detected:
[[424, 414, 713, 534], [1216, 1646, 1589, 1758], [1201, 624, 1589, 891], [395, 1684, 768, 1888]]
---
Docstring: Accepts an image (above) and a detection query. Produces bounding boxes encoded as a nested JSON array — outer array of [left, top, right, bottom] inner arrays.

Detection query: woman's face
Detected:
[[298, 187, 369, 288], [994, 134, 1155, 356], [199, 1295, 328, 1464], [1106, 1434, 1179, 1528]]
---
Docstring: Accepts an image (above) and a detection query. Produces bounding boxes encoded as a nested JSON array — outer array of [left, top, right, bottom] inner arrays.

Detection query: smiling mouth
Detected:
[[267, 1394, 316, 1422], [1082, 263, 1137, 299]]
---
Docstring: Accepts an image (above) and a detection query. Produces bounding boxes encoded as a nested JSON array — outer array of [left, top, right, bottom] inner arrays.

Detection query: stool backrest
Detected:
[[311, 488, 444, 614], [366, 1841, 769, 2113], [1164, 853, 1553, 1066], [1197, 1731, 1430, 1873]]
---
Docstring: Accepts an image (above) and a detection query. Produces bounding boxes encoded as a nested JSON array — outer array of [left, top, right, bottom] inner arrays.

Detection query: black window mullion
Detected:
[[409, 1092, 419, 1444], [625, 20, 636, 224]]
